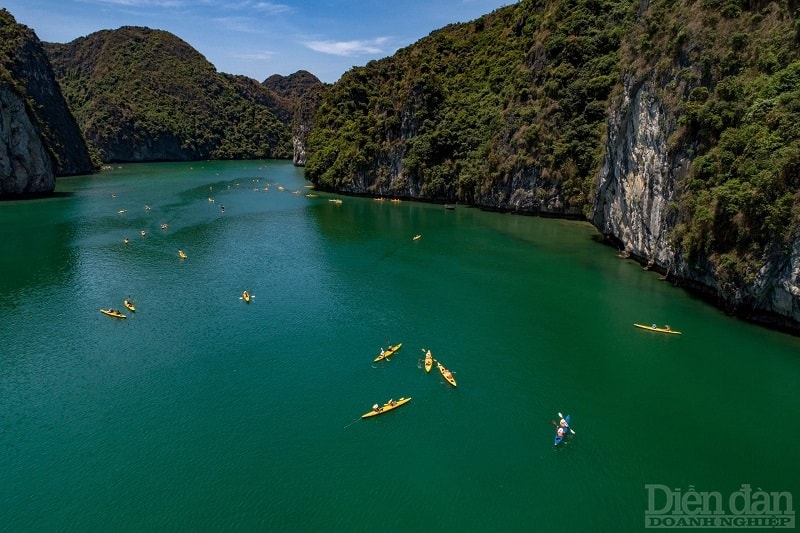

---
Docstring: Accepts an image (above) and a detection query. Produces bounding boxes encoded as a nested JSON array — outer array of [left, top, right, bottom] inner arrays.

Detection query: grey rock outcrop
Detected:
[[0, 82, 54, 197], [293, 129, 308, 166], [592, 74, 679, 266], [758, 240, 800, 328]]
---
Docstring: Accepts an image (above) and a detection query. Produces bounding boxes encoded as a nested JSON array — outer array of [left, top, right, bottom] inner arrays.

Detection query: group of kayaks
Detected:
[[366, 342, 573, 446], [363, 323, 680, 423], [100, 298, 137, 318], [373, 344, 457, 387], [421, 348, 457, 386], [361, 344, 458, 419], [102, 289, 252, 320], [106, 193, 257, 323]]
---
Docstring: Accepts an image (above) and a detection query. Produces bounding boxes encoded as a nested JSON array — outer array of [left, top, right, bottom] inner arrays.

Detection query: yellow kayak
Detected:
[[424, 350, 433, 373], [124, 300, 136, 312], [100, 308, 126, 319], [438, 362, 457, 387], [634, 323, 681, 335], [361, 397, 411, 418], [374, 343, 402, 362], [243, 290, 251, 303], [178, 249, 187, 259]]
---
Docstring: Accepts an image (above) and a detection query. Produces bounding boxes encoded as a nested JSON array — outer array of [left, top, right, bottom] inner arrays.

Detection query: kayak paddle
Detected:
[[558, 412, 576, 434]]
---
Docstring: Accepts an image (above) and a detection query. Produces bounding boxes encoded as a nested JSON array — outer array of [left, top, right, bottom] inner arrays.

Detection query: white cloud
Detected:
[[82, 0, 187, 6], [79, 0, 291, 13], [250, 2, 290, 13], [304, 37, 390, 57], [232, 51, 277, 61]]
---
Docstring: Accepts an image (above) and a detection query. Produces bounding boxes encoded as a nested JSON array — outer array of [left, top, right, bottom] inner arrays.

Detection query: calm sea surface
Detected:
[[0, 160, 798, 532]]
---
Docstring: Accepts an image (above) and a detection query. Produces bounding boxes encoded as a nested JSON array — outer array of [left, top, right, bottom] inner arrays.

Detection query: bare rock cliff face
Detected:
[[12, 40, 94, 177], [0, 83, 55, 197], [762, 241, 800, 326], [591, 74, 800, 331], [293, 127, 308, 166], [592, 75, 679, 265], [0, 9, 94, 198], [477, 168, 574, 216]]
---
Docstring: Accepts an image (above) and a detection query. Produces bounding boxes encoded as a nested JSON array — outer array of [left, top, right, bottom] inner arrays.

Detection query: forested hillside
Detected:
[[44, 27, 297, 162], [306, 0, 630, 211]]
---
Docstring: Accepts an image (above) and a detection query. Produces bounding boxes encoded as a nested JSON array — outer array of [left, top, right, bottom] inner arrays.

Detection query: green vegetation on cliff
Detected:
[[45, 27, 294, 162], [0, 10, 26, 91], [632, 1, 800, 286], [307, 0, 631, 208]]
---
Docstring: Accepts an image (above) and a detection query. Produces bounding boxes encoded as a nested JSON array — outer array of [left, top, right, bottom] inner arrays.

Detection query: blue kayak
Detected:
[[554, 414, 571, 445]]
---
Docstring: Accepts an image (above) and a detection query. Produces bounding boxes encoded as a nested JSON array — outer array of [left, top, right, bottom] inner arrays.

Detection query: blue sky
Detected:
[[4, 1, 513, 83]]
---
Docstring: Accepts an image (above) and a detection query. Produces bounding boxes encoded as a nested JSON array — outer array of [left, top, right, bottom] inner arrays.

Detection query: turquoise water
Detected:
[[0, 160, 798, 531]]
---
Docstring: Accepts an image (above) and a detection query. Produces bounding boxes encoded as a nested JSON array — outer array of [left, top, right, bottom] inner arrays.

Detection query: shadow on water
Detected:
[[46, 191, 78, 199], [0, 190, 77, 202]]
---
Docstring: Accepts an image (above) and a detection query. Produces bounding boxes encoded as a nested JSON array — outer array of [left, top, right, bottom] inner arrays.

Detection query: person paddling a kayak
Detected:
[[554, 413, 572, 445]]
